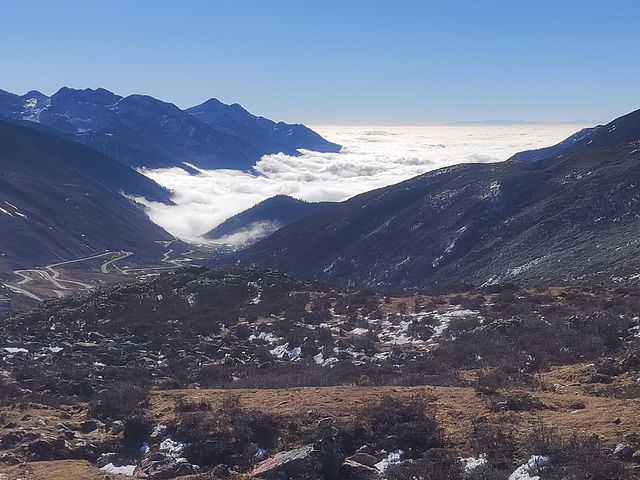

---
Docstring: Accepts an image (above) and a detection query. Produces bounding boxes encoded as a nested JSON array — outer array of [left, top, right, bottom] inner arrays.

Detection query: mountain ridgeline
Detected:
[[205, 195, 334, 247], [238, 109, 640, 289], [0, 87, 340, 171], [0, 119, 171, 275]]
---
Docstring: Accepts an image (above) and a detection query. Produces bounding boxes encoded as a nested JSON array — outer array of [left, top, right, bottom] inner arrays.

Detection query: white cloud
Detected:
[[134, 123, 589, 241], [209, 220, 282, 248]]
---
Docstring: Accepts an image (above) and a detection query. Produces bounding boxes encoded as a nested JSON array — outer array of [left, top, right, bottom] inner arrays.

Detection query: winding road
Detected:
[[2, 241, 204, 303], [3, 250, 134, 302]]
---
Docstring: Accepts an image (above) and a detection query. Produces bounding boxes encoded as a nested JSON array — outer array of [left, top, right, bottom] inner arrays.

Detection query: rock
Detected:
[[614, 444, 635, 461], [317, 417, 334, 430], [355, 445, 376, 455], [613, 417, 622, 425], [97, 452, 120, 468], [149, 423, 168, 443], [0, 453, 20, 465], [52, 436, 71, 452], [596, 359, 622, 376], [139, 454, 198, 479], [79, 418, 102, 433], [568, 401, 585, 410], [633, 451, 640, 464], [589, 373, 613, 384], [316, 416, 338, 439], [110, 420, 125, 435], [251, 444, 315, 479], [251, 438, 343, 480], [342, 459, 382, 479], [28, 438, 54, 459], [347, 453, 379, 468], [0, 431, 23, 449]]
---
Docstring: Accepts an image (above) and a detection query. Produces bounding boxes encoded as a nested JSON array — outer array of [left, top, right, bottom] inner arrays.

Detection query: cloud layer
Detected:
[[135, 124, 588, 241]]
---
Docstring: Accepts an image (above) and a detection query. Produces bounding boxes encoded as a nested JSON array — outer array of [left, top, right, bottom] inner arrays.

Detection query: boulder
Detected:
[[347, 453, 379, 468], [28, 438, 54, 459], [79, 418, 102, 433], [110, 420, 125, 435], [0, 453, 20, 465], [0, 431, 23, 449], [149, 423, 168, 443], [96, 452, 120, 468], [614, 444, 635, 461], [342, 459, 382, 480], [589, 373, 613, 384], [596, 359, 622, 376], [139, 454, 198, 479], [251, 438, 343, 480]]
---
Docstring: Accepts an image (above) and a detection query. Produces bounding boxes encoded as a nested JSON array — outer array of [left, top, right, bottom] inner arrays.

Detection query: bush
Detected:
[[175, 396, 213, 412], [123, 415, 153, 451], [524, 424, 630, 479], [386, 449, 463, 480], [475, 366, 537, 394], [175, 395, 283, 468], [0, 377, 23, 404], [363, 395, 443, 458], [89, 381, 149, 420], [473, 422, 518, 471]]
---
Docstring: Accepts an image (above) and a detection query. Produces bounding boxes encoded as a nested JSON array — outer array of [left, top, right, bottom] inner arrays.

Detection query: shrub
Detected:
[[0, 377, 23, 404], [525, 425, 630, 479], [176, 395, 283, 468], [473, 422, 518, 471], [386, 449, 463, 480], [123, 415, 153, 452], [89, 381, 149, 420], [175, 396, 213, 412], [475, 366, 537, 394], [363, 395, 443, 458]]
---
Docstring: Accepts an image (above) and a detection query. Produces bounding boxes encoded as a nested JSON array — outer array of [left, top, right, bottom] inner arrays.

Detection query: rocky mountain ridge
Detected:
[[0, 87, 340, 170]]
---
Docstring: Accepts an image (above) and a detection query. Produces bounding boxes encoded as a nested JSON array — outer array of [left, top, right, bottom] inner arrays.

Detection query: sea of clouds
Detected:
[[134, 124, 588, 241]]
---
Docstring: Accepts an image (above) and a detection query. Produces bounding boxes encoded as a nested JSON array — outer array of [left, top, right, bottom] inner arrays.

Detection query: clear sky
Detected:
[[1, 0, 638, 124]]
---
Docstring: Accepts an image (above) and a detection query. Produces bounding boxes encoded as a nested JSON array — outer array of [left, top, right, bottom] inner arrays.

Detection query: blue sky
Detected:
[[1, 0, 638, 124]]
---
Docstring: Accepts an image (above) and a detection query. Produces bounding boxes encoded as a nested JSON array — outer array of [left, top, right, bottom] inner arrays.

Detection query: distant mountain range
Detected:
[[445, 119, 602, 126], [238, 108, 640, 288], [0, 119, 171, 275], [0, 87, 340, 170], [4, 82, 639, 293], [205, 195, 334, 247]]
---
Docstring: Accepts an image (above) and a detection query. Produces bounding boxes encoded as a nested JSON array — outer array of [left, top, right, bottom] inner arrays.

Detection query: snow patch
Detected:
[[508, 455, 551, 480], [100, 463, 137, 475], [374, 450, 404, 472]]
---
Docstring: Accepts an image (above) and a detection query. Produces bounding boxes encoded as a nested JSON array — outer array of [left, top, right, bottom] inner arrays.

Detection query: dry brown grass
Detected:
[[147, 364, 640, 454], [0, 460, 126, 480]]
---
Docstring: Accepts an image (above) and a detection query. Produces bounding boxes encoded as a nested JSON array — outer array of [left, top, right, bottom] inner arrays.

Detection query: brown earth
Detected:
[[2, 364, 638, 479]]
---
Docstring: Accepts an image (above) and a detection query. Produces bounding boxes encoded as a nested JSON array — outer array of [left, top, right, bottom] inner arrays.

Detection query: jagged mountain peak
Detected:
[[52, 86, 122, 105], [0, 86, 340, 170]]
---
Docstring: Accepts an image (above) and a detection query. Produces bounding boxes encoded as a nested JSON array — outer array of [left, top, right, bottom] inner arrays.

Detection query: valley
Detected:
[[2, 2, 638, 478]]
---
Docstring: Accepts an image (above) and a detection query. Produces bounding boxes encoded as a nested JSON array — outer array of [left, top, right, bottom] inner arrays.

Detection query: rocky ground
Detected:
[[0, 268, 639, 478]]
